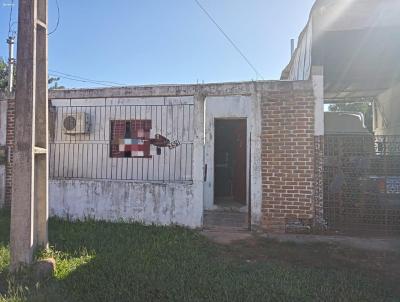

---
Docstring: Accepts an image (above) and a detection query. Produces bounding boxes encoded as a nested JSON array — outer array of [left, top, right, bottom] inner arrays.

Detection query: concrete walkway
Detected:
[[201, 229, 400, 253], [263, 233, 400, 253], [201, 229, 253, 245]]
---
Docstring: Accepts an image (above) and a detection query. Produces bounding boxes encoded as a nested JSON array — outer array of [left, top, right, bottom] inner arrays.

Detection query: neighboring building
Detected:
[[282, 0, 400, 233], [374, 83, 400, 137], [324, 112, 370, 136], [282, 0, 400, 137], [282, 0, 400, 92]]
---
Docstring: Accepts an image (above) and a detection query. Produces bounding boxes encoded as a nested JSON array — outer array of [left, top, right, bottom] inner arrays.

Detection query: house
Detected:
[[3, 0, 398, 233], [3, 78, 324, 232]]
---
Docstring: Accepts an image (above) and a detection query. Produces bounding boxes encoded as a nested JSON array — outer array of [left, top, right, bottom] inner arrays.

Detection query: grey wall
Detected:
[[375, 84, 400, 136], [49, 179, 203, 228], [0, 101, 6, 146]]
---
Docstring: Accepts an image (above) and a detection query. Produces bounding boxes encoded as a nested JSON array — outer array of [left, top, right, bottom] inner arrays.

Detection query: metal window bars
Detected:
[[49, 102, 194, 182]]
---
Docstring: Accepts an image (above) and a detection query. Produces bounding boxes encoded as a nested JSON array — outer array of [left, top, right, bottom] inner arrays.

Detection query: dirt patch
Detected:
[[201, 230, 252, 245], [232, 236, 399, 271], [265, 233, 400, 253], [202, 230, 400, 295]]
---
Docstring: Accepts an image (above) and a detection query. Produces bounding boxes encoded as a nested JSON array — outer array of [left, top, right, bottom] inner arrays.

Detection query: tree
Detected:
[[1, 57, 65, 92], [48, 76, 65, 90], [0, 57, 13, 93], [329, 103, 373, 132]]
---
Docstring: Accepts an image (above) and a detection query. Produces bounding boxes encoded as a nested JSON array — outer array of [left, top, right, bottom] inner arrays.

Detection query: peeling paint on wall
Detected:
[[49, 179, 203, 228]]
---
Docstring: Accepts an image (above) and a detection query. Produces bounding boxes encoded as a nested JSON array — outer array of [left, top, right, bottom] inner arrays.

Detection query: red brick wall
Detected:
[[5, 99, 15, 208], [260, 86, 316, 232]]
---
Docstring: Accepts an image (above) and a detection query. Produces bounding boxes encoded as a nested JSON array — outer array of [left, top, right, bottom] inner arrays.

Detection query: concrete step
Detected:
[[203, 210, 249, 231]]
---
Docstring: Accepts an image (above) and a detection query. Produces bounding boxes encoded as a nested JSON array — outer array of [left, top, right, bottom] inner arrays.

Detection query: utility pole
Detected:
[[6, 36, 15, 94], [10, 0, 48, 271]]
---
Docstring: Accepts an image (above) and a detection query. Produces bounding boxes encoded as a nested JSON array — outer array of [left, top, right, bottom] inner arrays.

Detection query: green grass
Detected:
[[0, 209, 399, 302]]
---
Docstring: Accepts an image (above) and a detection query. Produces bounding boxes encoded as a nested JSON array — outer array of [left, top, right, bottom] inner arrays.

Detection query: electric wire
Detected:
[[193, 0, 264, 80], [49, 73, 112, 87], [8, 0, 263, 87], [48, 0, 60, 36], [49, 69, 127, 86], [9, 21, 17, 35]]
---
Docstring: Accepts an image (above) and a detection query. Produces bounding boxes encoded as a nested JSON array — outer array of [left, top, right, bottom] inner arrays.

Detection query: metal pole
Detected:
[[290, 39, 295, 57], [7, 36, 15, 94]]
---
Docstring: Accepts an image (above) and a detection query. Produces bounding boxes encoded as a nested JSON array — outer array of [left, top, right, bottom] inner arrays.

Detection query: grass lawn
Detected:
[[0, 209, 399, 302]]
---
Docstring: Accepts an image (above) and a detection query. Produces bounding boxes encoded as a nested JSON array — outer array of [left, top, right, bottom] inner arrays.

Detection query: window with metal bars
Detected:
[[110, 120, 152, 158]]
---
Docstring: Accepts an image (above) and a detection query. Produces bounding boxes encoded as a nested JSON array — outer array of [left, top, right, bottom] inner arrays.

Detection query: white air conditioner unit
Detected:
[[62, 112, 90, 134]]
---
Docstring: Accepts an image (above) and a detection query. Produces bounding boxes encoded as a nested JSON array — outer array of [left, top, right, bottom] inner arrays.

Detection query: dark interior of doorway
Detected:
[[214, 119, 247, 207]]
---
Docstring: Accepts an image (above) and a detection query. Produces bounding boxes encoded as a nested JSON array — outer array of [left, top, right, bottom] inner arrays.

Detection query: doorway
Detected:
[[214, 119, 247, 207]]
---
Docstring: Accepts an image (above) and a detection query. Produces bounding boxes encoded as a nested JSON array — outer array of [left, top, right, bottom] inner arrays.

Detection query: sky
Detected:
[[0, 0, 315, 88]]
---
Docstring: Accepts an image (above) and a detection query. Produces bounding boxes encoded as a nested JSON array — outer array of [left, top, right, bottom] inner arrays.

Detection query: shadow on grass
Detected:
[[1, 213, 399, 302], [0, 209, 10, 246], [0, 209, 10, 296], [43, 218, 399, 302]]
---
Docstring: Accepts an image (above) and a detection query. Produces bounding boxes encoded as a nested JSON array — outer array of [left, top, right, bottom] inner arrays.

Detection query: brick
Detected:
[[260, 86, 319, 233], [5, 99, 16, 208]]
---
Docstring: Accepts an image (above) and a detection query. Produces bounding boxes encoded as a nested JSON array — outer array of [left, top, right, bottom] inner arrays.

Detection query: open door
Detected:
[[214, 119, 247, 207]]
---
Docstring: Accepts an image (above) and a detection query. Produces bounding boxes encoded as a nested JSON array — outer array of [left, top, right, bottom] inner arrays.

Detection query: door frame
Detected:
[[203, 95, 263, 227], [213, 118, 247, 206], [210, 117, 248, 211]]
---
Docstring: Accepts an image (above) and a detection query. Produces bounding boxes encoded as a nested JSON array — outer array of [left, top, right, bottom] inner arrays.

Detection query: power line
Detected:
[[49, 69, 127, 86], [193, 0, 264, 80], [48, 0, 60, 36], [49, 73, 111, 87]]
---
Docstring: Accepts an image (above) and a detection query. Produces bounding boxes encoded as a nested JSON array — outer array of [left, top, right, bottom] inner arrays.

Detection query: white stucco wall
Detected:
[[203, 94, 262, 225], [0, 101, 6, 146], [48, 94, 205, 228], [49, 179, 203, 228]]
